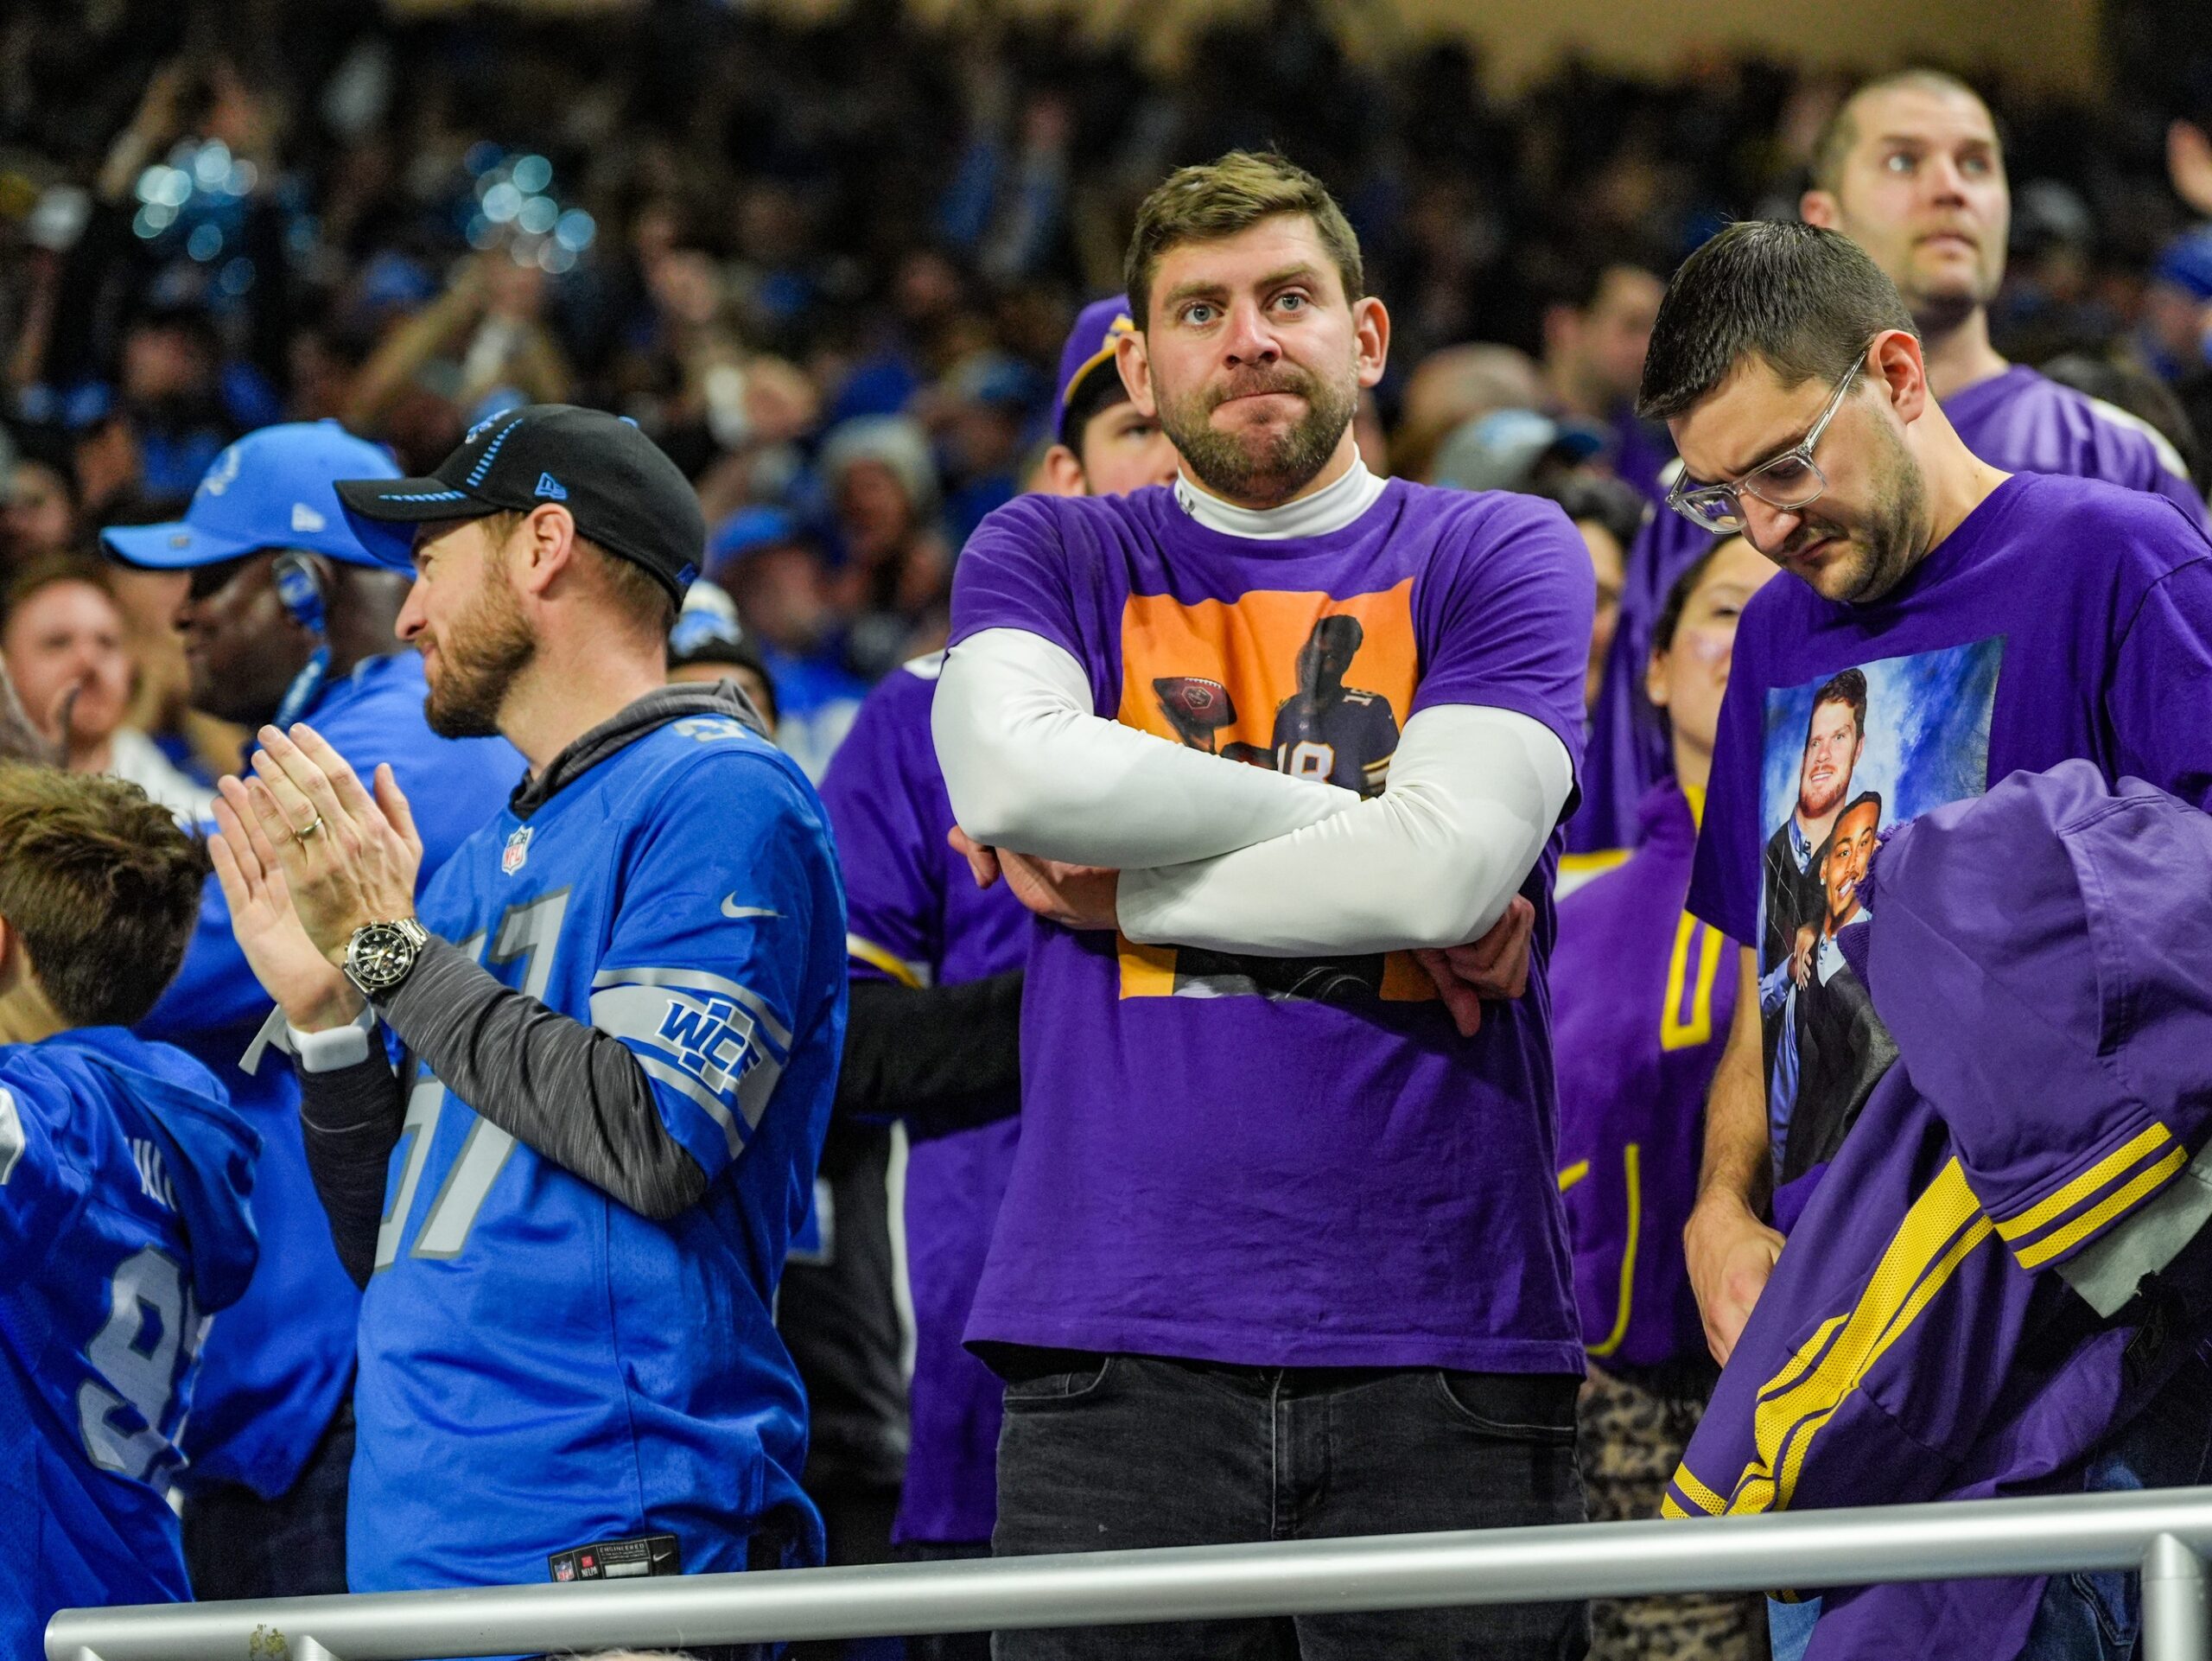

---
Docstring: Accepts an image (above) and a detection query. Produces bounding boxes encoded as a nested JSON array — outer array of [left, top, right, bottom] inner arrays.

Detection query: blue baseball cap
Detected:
[[102, 421, 401, 570], [1055, 295, 1138, 444]]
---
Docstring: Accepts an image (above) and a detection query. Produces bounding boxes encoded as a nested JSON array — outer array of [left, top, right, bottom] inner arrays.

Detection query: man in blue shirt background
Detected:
[[103, 421, 519, 1600]]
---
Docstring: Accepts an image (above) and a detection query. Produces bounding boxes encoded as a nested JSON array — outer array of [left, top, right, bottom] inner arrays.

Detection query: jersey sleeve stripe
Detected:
[[632, 1055, 749, 1159], [848, 933, 933, 989], [1990, 1121, 2174, 1243], [593, 966, 794, 1049]]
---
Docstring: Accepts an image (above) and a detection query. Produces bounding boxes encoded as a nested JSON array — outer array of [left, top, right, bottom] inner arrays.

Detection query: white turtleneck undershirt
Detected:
[[932, 463, 1571, 956]]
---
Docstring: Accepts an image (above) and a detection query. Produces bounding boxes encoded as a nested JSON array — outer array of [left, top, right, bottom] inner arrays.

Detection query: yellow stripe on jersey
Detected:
[[846, 933, 928, 990], [1721, 1161, 1993, 1515], [1587, 1143, 1643, 1359], [1557, 1161, 1590, 1193], [1993, 1122, 2175, 1242], [1660, 912, 1726, 1051], [1671, 1461, 1728, 1518], [2015, 1144, 2190, 1270]]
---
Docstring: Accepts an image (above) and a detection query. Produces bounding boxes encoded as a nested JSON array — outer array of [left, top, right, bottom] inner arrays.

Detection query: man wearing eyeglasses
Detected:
[[1573, 69, 2208, 857], [1637, 221, 2212, 1374]]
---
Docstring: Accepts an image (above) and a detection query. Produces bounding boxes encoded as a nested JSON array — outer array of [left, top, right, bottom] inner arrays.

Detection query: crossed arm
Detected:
[[931, 627, 1574, 1029]]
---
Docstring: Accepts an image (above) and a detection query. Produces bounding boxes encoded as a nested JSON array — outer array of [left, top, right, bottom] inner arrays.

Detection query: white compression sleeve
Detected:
[[1116, 703, 1573, 957], [932, 627, 1357, 868]]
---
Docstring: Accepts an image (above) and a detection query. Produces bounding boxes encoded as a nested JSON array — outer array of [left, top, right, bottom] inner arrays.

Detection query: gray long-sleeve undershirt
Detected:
[[302, 939, 708, 1289], [298, 683, 769, 1287]]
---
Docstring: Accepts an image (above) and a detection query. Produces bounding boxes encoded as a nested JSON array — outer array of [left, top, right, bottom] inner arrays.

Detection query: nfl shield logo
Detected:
[[501, 826, 532, 875]]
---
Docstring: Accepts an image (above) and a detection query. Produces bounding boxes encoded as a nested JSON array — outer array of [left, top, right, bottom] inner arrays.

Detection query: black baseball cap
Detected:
[[333, 404, 707, 604]]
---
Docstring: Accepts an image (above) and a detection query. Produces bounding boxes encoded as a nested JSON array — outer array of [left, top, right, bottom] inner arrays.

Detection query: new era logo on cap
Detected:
[[535, 473, 568, 500]]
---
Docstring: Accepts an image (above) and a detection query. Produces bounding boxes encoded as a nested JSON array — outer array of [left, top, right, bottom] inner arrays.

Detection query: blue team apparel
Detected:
[[101, 421, 404, 571], [141, 652, 519, 1499], [0, 1028, 258, 1658], [352, 708, 846, 1592]]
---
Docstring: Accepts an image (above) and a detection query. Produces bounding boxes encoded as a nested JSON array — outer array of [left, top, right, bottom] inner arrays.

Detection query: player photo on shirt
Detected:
[[1753, 637, 1999, 1183]]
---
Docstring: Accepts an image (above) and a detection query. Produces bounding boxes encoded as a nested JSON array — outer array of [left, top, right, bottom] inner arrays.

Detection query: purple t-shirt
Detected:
[[813, 656, 1031, 1546], [1573, 364, 2212, 852], [1689, 471, 2212, 1179], [947, 479, 1594, 1371], [1554, 780, 1733, 1371]]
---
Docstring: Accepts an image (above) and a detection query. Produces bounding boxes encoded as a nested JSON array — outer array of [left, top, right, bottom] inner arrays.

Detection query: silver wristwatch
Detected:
[[343, 917, 431, 996]]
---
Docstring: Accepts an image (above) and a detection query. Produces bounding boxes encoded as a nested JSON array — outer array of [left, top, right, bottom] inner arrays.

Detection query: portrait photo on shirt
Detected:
[[1753, 637, 2000, 1181], [1121, 586, 1426, 1009]]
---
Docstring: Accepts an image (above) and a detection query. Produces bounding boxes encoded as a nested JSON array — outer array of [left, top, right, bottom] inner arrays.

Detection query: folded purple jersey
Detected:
[[1667, 763, 2212, 1658]]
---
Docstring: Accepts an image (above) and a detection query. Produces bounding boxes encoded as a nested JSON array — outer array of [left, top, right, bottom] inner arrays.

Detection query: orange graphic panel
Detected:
[[1116, 578, 1418, 754], [1111, 578, 1437, 1005]]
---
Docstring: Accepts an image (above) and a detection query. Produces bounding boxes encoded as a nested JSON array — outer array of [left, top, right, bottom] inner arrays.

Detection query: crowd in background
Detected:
[[3, 0, 2212, 790]]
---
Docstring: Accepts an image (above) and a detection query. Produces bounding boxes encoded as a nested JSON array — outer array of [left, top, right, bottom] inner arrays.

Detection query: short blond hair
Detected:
[[1123, 150, 1363, 331]]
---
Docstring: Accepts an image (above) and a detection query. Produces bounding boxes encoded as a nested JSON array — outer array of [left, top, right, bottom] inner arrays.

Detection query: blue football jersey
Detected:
[[0, 1028, 258, 1658], [351, 710, 847, 1594], [140, 652, 520, 1500]]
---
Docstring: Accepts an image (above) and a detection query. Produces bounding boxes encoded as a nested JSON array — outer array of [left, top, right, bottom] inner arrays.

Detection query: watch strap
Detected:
[[288, 1001, 380, 1074]]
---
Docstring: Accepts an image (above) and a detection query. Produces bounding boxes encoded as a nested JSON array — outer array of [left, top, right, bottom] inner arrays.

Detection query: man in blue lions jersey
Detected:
[[0, 765, 259, 1658], [104, 421, 519, 1601], [207, 404, 844, 1622]]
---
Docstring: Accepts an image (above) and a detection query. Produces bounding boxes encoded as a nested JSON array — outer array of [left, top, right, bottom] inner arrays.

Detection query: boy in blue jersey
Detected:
[[0, 764, 260, 1658], [103, 420, 520, 1601], [207, 405, 845, 1622]]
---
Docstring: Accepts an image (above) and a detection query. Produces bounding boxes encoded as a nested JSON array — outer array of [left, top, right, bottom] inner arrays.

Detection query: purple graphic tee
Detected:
[[1554, 780, 1734, 1371], [946, 480, 1594, 1371], [1573, 364, 2212, 851], [814, 658, 1031, 1546], [1688, 471, 2212, 1179]]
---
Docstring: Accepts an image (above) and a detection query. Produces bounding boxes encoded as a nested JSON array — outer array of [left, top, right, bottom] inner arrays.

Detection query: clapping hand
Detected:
[[233, 723, 424, 965]]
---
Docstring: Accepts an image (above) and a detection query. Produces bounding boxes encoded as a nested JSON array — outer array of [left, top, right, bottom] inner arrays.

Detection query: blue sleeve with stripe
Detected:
[[586, 748, 836, 1183]]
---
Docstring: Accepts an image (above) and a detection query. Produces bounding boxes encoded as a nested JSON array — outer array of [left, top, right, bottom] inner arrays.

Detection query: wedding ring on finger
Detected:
[[295, 814, 326, 843]]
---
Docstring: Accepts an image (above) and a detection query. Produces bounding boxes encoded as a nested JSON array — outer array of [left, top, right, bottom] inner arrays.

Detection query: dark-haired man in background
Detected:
[[104, 421, 519, 1601], [1632, 220, 2212, 1371], [1577, 69, 2210, 855]]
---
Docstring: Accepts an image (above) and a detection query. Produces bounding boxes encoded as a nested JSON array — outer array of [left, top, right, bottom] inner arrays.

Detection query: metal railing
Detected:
[[49, 1486, 2212, 1661]]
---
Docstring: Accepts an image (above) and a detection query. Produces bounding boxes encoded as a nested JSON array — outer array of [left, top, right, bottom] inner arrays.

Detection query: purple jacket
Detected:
[[1572, 367, 2212, 852], [1554, 780, 1734, 1370], [1666, 762, 2212, 1658]]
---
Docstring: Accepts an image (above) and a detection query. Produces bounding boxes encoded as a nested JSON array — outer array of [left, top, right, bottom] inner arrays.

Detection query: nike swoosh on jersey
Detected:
[[721, 895, 782, 920]]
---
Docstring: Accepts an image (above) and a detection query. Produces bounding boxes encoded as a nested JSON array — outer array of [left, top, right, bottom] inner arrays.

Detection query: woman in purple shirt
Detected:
[[1554, 535, 1775, 1661]]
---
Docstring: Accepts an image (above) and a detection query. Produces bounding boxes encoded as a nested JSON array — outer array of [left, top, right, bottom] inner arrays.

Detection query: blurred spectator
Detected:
[[3, 455, 79, 570], [930, 352, 1044, 545], [1536, 256, 1672, 499], [709, 505, 868, 780], [821, 413, 955, 678], [1392, 343, 1546, 483], [667, 583, 781, 728], [1538, 473, 1648, 716], [1430, 408, 1602, 494], [0, 557, 210, 818]]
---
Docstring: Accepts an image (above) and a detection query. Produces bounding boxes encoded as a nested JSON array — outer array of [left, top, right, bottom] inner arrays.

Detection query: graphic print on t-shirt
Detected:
[[1114, 578, 1434, 1006], [1754, 638, 2001, 1182]]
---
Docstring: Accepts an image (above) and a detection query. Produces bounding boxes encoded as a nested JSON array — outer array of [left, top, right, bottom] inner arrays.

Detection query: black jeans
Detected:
[[990, 1352, 1589, 1660], [183, 1397, 353, 1601]]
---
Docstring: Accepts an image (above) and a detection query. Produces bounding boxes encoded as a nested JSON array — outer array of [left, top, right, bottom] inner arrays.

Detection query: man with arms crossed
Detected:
[[207, 407, 847, 1619], [934, 153, 1595, 1660], [1646, 224, 2212, 1371], [820, 296, 1177, 1661]]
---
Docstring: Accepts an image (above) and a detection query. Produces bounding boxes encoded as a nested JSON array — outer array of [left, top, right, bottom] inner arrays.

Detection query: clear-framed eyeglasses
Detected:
[[1665, 353, 1867, 534]]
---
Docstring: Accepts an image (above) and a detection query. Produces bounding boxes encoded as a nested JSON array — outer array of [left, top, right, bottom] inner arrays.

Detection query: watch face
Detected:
[[349, 921, 421, 991]]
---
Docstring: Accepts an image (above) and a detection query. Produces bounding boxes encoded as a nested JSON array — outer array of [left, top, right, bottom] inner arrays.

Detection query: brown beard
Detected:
[[1156, 360, 1357, 505], [424, 567, 536, 739]]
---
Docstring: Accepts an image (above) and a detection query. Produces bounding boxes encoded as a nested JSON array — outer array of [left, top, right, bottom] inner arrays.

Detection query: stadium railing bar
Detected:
[[48, 1486, 2212, 1661]]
